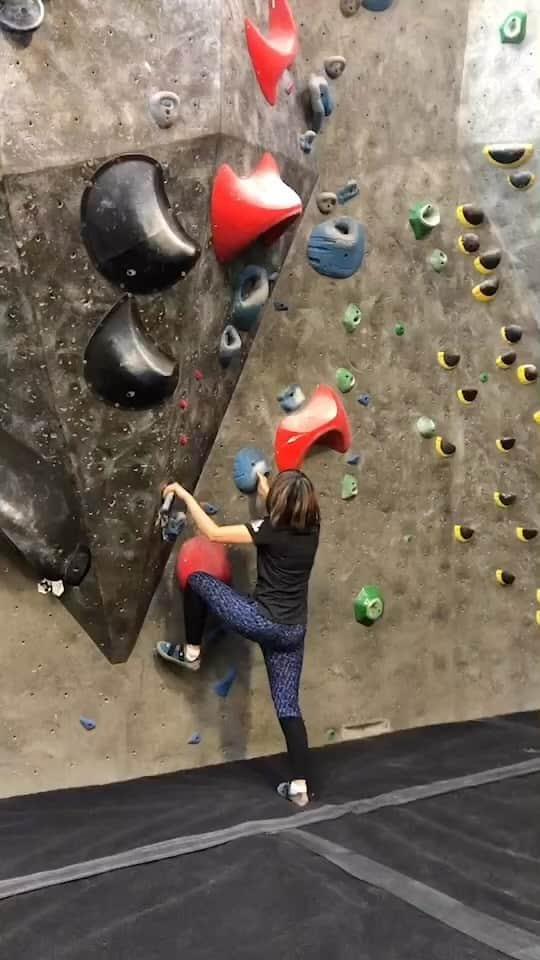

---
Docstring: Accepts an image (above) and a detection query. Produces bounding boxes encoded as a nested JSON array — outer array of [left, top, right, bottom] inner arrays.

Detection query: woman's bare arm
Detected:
[[162, 483, 254, 545]]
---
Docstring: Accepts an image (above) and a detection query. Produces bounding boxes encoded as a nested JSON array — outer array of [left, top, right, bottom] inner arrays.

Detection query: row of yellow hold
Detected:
[[453, 526, 537, 542]]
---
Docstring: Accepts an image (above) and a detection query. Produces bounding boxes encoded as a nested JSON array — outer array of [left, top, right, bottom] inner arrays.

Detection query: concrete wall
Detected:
[[1, 0, 539, 798]]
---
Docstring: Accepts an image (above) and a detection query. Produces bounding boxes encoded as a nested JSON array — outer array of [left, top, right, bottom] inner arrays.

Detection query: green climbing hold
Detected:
[[499, 10, 527, 43], [479, 372, 489, 383], [342, 303, 362, 332], [394, 323, 405, 336], [416, 416, 436, 438], [341, 474, 358, 500], [354, 585, 385, 626], [429, 249, 448, 273], [336, 367, 356, 393], [326, 728, 337, 742], [403, 534, 413, 543], [408, 201, 441, 239]]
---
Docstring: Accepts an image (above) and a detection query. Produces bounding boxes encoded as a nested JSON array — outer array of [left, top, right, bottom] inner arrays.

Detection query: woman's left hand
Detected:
[[162, 481, 190, 501]]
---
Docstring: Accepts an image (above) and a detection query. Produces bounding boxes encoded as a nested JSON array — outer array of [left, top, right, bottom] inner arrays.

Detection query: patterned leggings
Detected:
[[185, 572, 305, 719]]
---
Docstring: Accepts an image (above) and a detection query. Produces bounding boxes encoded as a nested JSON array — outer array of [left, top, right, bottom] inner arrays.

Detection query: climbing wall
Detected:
[[1, 0, 538, 797]]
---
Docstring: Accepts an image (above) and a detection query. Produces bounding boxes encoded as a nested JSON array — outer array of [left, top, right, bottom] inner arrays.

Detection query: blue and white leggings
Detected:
[[184, 573, 310, 782]]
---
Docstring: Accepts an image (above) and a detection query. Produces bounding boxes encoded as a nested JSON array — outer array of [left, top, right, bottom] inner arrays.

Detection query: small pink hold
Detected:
[[179, 398, 188, 410], [179, 434, 189, 446], [194, 369, 203, 382], [285, 81, 294, 95]]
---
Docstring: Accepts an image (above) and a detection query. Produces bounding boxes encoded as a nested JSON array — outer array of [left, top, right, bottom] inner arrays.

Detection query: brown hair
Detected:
[[266, 470, 320, 531]]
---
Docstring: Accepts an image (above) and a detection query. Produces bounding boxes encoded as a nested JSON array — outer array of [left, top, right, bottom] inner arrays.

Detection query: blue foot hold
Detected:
[[362, 0, 394, 9], [357, 393, 371, 407], [80, 717, 96, 731], [278, 384, 306, 413], [308, 217, 366, 279], [336, 179, 360, 204], [346, 454, 361, 466], [232, 266, 269, 332], [233, 447, 269, 494], [214, 668, 237, 698], [202, 502, 220, 516], [188, 732, 201, 745]]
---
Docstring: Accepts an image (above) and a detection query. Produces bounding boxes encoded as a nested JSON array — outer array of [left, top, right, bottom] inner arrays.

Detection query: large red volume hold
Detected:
[[274, 385, 352, 471], [245, 0, 299, 106], [211, 153, 303, 264], [176, 537, 232, 590]]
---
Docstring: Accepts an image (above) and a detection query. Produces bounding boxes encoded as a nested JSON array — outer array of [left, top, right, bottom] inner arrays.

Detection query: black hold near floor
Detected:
[[1, 712, 539, 959]]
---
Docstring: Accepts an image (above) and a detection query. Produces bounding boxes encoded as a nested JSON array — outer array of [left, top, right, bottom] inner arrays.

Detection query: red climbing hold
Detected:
[[211, 153, 303, 264], [179, 398, 188, 410], [176, 537, 232, 591], [245, 0, 299, 106], [179, 434, 189, 446], [274, 384, 352, 471], [194, 369, 203, 382]]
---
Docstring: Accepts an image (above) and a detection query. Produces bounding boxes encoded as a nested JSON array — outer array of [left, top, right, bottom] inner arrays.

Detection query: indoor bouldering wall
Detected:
[[1, 0, 539, 798]]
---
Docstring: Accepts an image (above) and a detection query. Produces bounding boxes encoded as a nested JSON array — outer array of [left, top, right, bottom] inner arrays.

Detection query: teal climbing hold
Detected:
[[308, 217, 366, 279], [408, 201, 440, 239], [336, 367, 356, 393], [336, 180, 360, 205], [307, 73, 334, 134], [499, 10, 527, 43], [362, 0, 394, 9], [232, 266, 269, 332], [342, 303, 362, 332]]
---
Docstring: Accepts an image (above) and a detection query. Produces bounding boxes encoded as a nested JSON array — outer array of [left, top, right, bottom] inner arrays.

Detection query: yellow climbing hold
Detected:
[[454, 525, 474, 542], [517, 364, 537, 384], [438, 351, 460, 370], [496, 569, 515, 586], [435, 436, 456, 458], [472, 278, 499, 301], [493, 491, 516, 508]]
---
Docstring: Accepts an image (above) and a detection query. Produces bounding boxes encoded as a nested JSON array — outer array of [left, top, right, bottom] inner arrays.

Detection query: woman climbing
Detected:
[[157, 470, 320, 807]]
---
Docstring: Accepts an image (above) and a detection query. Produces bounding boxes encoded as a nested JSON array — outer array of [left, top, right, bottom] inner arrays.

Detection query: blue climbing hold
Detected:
[[214, 668, 237, 698], [80, 717, 96, 731], [232, 266, 269, 332], [219, 325, 242, 366], [202, 502, 220, 516], [188, 732, 201, 745], [278, 384, 305, 413], [268, 272, 279, 284], [346, 454, 361, 466], [273, 301, 289, 312], [362, 0, 393, 9], [357, 393, 371, 407], [299, 131, 316, 154], [336, 180, 360, 205], [308, 217, 366, 279], [308, 73, 334, 133], [233, 447, 269, 494]]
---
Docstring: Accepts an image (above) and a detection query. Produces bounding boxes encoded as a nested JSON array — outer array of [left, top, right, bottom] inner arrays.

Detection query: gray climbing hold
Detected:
[[232, 265, 269, 332], [148, 91, 180, 129], [324, 56, 347, 80], [188, 732, 201, 745], [336, 180, 360, 205], [219, 325, 242, 367], [416, 416, 436, 438], [317, 191, 338, 215], [0, 0, 44, 31], [429, 249, 448, 273], [277, 384, 305, 413], [299, 130, 317, 154], [340, 0, 361, 15]]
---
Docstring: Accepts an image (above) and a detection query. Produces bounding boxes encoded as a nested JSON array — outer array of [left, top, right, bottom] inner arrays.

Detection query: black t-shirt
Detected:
[[246, 518, 319, 626]]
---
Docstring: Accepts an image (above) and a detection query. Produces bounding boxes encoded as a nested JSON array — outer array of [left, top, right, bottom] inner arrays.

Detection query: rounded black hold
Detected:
[[458, 233, 480, 254], [0, 0, 44, 32], [81, 154, 201, 294], [502, 324, 522, 343], [508, 171, 535, 190], [458, 205, 484, 227], [498, 569, 515, 586], [475, 249, 502, 273], [496, 352, 516, 369], [497, 436, 516, 452], [84, 296, 179, 409]]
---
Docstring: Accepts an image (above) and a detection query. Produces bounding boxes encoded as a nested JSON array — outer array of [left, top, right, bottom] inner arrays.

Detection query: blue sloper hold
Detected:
[[214, 668, 237, 698], [278, 384, 305, 413], [80, 717, 96, 731], [336, 180, 360, 205], [362, 0, 393, 9], [233, 447, 269, 494], [188, 732, 201, 745], [357, 393, 371, 407], [347, 454, 361, 466], [308, 217, 366, 279], [232, 266, 269, 332], [308, 73, 335, 133]]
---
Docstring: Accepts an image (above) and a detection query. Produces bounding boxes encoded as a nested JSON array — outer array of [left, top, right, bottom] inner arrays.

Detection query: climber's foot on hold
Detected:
[[277, 780, 310, 808], [156, 641, 201, 671]]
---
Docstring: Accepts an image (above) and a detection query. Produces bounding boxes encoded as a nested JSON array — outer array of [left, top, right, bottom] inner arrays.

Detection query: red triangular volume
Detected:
[[245, 0, 299, 106], [211, 153, 303, 263], [274, 385, 352, 471]]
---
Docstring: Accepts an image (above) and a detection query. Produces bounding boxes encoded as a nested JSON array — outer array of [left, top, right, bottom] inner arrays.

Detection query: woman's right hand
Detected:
[[256, 471, 270, 498], [162, 481, 190, 501]]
